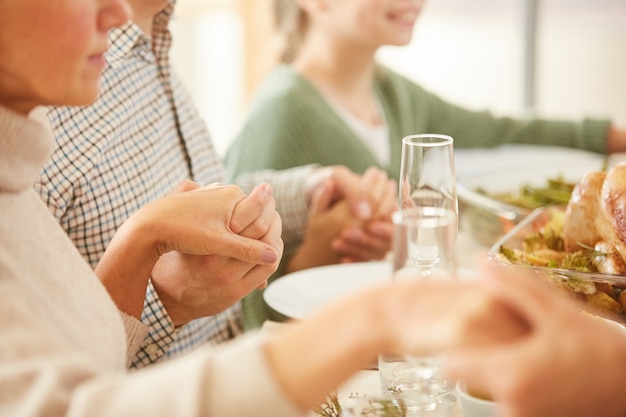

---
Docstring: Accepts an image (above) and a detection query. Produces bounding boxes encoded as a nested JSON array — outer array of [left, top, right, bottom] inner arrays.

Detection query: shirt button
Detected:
[[145, 344, 159, 357]]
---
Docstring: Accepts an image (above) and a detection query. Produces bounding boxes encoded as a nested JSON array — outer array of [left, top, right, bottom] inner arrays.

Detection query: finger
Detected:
[[213, 233, 279, 265], [230, 183, 273, 235], [373, 179, 398, 219], [239, 191, 277, 240], [361, 167, 388, 208], [309, 179, 336, 217], [244, 215, 284, 290], [446, 346, 520, 402], [333, 227, 390, 259], [169, 180, 201, 195], [481, 262, 574, 324], [329, 166, 372, 220], [238, 265, 275, 293], [260, 212, 284, 255], [366, 220, 393, 240]]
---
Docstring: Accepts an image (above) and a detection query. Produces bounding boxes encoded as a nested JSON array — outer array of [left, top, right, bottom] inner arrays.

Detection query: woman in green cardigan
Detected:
[[225, 0, 626, 183], [225, 0, 626, 328]]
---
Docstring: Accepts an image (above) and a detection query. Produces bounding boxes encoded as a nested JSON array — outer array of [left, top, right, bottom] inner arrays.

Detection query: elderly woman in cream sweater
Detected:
[[0, 0, 542, 416]]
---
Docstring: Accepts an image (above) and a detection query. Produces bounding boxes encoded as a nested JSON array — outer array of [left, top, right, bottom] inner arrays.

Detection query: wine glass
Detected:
[[379, 207, 458, 416], [398, 134, 458, 277], [399, 134, 457, 213], [378, 134, 459, 416]]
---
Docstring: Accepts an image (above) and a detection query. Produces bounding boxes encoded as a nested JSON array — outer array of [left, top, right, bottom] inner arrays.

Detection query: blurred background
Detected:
[[170, 0, 626, 156]]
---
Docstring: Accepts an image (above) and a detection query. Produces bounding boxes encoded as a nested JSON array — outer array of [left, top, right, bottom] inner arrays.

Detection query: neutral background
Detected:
[[170, 0, 626, 156]]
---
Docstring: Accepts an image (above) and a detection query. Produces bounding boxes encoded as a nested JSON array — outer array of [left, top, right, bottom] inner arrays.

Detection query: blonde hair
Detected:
[[273, 0, 308, 63]]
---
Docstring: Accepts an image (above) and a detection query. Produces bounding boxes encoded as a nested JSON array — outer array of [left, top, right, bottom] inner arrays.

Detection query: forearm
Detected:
[[605, 123, 626, 153], [95, 218, 159, 320], [264, 288, 384, 410]]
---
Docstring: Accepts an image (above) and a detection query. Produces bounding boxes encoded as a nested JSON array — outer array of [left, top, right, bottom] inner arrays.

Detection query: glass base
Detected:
[[378, 355, 456, 417]]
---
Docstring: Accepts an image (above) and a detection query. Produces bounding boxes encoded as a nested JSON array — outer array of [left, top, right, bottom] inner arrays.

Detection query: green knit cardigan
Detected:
[[225, 63, 610, 329]]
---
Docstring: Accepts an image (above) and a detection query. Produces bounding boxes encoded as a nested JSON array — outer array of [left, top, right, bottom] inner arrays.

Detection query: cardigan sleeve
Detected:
[[380, 67, 610, 154], [89, 333, 305, 417], [1, 317, 304, 417], [119, 310, 150, 367]]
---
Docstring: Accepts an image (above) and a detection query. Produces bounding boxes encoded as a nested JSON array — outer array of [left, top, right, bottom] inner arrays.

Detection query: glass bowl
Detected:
[[457, 160, 604, 247], [487, 206, 626, 323]]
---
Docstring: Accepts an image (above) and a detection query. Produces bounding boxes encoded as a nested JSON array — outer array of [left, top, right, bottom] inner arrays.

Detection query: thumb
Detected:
[[325, 166, 373, 220], [216, 233, 279, 265]]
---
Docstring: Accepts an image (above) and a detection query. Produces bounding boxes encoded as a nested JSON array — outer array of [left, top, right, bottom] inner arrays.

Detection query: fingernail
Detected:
[[260, 183, 272, 198], [261, 249, 277, 264], [357, 201, 372, 219]]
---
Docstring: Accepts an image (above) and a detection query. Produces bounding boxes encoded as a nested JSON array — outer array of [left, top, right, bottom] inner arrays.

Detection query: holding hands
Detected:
[[287, 166, 395, 273], [446, 264, 626, 417], [96, 182, 283, 324]]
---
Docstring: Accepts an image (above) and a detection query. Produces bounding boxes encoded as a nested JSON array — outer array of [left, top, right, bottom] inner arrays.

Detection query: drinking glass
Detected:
[[341, 394, 408, 417], [379, 133, 459, 416], [399, 134, 457, 214], [379, 207, 458, 416], [398, 134, 458, 278]]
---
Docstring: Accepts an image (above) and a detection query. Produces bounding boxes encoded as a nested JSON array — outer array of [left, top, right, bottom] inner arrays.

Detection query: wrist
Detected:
[[95, 214, 161, 320], [304, 166, 335, 205], [265, 286, 385, 409]]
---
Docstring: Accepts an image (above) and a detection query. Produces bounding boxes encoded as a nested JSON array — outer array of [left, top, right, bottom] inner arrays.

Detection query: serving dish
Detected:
[[458, 161, 605, 247], [487, 206, 626, 322]]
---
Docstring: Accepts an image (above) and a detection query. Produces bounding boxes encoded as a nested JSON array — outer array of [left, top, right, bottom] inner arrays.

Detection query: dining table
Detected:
[[262, 145, 626, 416]]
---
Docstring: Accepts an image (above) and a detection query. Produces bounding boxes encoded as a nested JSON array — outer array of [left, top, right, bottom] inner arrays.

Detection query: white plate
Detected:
[[264, 262, 479, 319], [454, 144, 606, 181], [264, 261, 392, 320]]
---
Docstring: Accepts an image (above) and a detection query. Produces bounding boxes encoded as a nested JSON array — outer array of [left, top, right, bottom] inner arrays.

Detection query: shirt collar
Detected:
[[105, 0, 176, 65]]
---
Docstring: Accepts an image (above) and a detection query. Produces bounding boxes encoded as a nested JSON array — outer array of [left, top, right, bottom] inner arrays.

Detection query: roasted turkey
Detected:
[[563, 163, 626, 274]]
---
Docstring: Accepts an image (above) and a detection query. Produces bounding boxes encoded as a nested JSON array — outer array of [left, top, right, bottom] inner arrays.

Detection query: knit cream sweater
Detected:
[[0, 106, 301, 417]]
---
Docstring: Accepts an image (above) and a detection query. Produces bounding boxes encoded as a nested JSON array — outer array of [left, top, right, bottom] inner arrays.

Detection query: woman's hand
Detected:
[[330, 167, 396, 263], [285, 178, 353, 273], [149, 183, 283, 326], [265, 272, 527, 412], [96, 182, 282, 321], [446, 264, 626, 417]]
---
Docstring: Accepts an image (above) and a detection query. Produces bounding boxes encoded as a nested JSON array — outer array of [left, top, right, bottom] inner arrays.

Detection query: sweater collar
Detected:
[[0, 106, 54, 193]]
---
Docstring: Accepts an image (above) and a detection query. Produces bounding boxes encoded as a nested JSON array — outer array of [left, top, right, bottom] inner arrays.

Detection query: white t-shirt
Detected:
[[326, 96, 391, 166]]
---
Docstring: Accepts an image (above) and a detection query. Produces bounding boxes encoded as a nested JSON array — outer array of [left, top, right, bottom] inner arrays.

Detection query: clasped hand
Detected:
[[97, 181, 283, 326], [150, 181, 283, 327], [287, 167, 396, 273]]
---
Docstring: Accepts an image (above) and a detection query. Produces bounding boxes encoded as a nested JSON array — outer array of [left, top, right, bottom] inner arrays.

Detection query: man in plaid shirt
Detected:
[[35, 0, 394, 369]]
